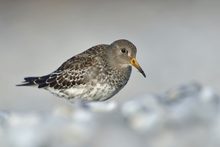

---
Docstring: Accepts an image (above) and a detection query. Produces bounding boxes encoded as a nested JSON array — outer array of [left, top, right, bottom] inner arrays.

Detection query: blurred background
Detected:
[[0, 0, 220, 147], [0, 0, 220, 111]]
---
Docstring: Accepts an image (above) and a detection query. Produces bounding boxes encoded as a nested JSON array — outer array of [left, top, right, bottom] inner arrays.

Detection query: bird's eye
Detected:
[[121, 48, 127, 54]]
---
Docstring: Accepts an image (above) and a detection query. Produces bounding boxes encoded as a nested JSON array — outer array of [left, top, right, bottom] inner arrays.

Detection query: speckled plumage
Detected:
[[18, 39, 146, 102]]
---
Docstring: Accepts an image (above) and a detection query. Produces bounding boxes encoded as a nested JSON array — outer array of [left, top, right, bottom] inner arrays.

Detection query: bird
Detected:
[[17, 39, 146, 103]]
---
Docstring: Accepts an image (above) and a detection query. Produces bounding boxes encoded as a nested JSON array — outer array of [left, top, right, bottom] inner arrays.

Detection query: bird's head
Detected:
[[108, 39, 146, 78]]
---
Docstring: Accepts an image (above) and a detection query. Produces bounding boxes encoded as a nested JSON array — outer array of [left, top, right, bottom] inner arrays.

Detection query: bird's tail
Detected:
[[17, 75, 50, 88]]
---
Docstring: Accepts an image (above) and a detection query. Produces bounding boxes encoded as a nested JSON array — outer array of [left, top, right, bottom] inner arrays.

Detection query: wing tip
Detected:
[[16, 77, 38, 87]]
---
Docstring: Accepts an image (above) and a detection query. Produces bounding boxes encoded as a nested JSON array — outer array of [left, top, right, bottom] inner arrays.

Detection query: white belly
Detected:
[[47, 82, 116, 102]]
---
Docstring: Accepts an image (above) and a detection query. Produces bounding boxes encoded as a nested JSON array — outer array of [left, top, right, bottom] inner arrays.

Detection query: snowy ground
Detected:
[[1, 82, 220, 147]]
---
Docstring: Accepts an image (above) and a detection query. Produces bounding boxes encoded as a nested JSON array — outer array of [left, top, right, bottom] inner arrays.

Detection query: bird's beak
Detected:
[[130, 58, 146, 78]]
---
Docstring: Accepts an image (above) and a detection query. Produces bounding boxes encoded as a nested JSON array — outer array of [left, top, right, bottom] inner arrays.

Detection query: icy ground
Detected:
[[1, 82, 220, 147]]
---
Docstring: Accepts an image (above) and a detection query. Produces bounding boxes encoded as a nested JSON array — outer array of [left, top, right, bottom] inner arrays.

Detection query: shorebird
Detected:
[[18, 39, 146, 102]]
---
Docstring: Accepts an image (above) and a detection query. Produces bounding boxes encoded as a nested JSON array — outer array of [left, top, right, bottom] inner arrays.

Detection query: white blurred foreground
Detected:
[[0, 82, 220, 147]]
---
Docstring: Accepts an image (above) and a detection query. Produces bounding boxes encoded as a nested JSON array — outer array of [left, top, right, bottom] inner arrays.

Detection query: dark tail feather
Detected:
[[17, 75, 50, 88], [16, 77, 39, 86]]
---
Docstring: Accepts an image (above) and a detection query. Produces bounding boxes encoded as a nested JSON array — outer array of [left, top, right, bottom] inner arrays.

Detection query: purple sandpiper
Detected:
[[17, 39, 146, 102]]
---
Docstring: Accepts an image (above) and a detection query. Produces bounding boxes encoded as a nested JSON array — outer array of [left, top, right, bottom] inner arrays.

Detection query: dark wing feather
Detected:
[[47, 45, 108, 89], [17, 44, 108, 89]]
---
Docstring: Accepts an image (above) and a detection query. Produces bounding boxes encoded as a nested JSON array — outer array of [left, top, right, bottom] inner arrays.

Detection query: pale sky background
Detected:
[[0, 0, 220, 111]]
